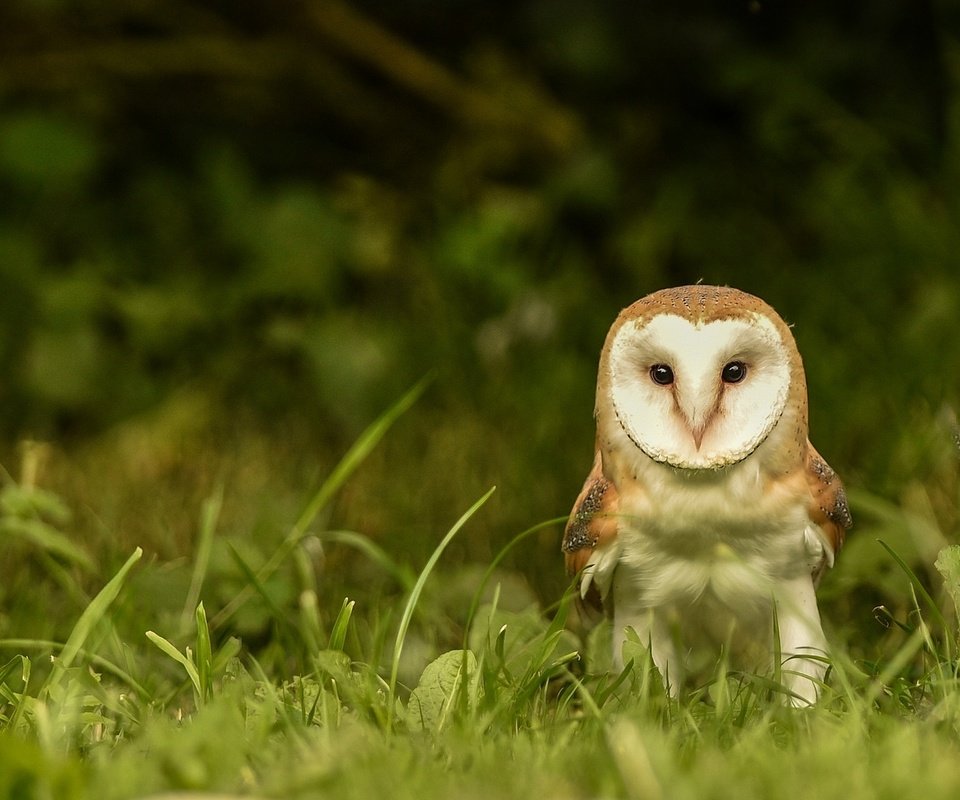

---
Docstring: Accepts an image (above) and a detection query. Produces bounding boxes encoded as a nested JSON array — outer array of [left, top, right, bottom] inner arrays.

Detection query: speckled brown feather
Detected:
[[805, 440, 852, 558], [562, 449, 619, 609]]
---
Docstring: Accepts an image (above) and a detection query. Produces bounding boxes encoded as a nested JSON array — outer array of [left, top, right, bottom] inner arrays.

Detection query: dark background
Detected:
[[0, 0, 958, 663]]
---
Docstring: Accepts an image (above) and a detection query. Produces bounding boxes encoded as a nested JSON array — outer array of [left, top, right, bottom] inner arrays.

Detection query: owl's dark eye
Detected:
[[721, 361, 747, 384], [649, 364, 674, 386]]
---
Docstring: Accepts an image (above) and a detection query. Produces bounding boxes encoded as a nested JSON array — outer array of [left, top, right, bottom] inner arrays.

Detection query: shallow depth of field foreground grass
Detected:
[[0, 389, 959, 800]]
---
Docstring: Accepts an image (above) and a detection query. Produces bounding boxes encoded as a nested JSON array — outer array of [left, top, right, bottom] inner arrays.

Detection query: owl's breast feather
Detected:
[[611, 457, 814, 608]]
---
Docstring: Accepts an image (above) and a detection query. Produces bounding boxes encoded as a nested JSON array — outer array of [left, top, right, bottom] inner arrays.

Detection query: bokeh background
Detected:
[[1, 0, 958, 668]]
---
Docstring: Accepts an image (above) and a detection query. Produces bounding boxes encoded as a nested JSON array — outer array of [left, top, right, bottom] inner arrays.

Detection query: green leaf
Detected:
[[406, 649, 480, 732]]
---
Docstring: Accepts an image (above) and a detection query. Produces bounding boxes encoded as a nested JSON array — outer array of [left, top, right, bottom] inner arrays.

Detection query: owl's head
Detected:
[[596, 286, 807, 470]]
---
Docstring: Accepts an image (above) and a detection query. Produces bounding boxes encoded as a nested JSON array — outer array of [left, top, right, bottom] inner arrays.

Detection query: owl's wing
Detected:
[[804, 440, 852, 583], [562, 450, 620, 611]]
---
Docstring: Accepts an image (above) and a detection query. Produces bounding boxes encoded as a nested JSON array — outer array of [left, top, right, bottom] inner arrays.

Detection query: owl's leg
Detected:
[[612, 606, 682, 696], [774, 574, 828, 706]]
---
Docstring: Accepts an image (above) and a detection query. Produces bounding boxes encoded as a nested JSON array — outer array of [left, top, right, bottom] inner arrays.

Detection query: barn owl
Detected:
[[562, 285, 851, 706]]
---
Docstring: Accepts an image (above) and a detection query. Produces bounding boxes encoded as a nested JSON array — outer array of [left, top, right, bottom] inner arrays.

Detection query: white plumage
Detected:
[[563, 286, 851, 705]]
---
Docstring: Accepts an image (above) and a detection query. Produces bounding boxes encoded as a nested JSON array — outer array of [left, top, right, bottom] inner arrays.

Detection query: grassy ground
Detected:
[[1, 388, 960, 800]]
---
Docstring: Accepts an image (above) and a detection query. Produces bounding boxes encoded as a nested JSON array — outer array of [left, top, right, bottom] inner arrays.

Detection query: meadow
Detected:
[[1, 382, 959, 799], [2, 1, 960, 797]]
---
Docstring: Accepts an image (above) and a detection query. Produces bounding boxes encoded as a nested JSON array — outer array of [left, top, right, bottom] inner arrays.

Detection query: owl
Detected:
[[562, 285, 851, 706]]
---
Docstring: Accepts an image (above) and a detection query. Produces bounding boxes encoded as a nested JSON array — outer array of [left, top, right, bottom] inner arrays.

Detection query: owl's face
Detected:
[[604, 311, 794, 470]]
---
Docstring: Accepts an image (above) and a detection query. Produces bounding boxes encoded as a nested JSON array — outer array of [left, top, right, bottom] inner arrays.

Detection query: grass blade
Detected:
[[0, 638, 148, 699], [462, 515, 567, 650], [290, 374, 432, 541], [44, 546, 143, 694], [2, 655, 30, 730], [181, 485, 223, 631], [226, 541, 288, 623], [877, 539, 949, 632], [145, 630, 201, 699], [211, 376, 431, 630], [320, 530, 416, 591], [299, 589, 322, 653], [864, 627, 927, 707], [329, 598, 356, 652], [195, 602, 213, 704], [387, 486, 496, 728], [0, 517, 94, 571]]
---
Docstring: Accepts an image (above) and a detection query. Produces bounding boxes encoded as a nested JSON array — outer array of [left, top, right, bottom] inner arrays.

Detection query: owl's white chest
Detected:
[[611, 455, 811, 621], [601, 457, 827, 694]]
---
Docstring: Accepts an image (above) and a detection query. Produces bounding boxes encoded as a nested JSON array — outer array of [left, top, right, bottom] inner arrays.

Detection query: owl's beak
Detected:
[[686, 403, 719, 451], [691, 423, 708, 451], [677, 378, 720, 452]]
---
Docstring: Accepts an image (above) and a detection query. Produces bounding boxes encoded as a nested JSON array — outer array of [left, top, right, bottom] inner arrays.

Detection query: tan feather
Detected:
[[561, 450, 619, 609], [805, 440, 852, 558]]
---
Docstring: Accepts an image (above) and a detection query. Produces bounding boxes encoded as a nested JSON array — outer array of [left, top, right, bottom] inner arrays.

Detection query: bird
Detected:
[[561, 285, 851, 706]]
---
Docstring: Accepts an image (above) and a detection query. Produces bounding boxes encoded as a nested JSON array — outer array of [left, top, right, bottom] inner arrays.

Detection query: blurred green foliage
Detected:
[[0, 0, 958, 658]]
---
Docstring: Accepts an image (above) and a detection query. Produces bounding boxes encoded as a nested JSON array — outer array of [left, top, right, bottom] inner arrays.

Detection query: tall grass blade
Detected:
[[290, 374, 432, 541], [595, 658, 636, 707], [299, 590, 322, 653], [195, 602, 213, 703], [569, 673, 604, 719], [44, 546, 142, 694], [462, 515, 567, 650], [772, 601, 783, 696], [212, 376, 430, 629], [329, 598, 356, 652], [607, 719, 664, 800], [226, 541, 288, 623], [387, 486, 496, 728], [181, 485, 223, 631], [513, 590, 575, 703], [877, 539, 949, 632]]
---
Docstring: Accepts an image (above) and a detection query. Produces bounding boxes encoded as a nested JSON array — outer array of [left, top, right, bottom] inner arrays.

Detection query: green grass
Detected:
[[1, 398, 960, 800]]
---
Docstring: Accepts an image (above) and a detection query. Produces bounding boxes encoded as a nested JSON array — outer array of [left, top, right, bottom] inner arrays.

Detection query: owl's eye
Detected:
[[721, 361, 747, 384], [649, 364, 674, 386]]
